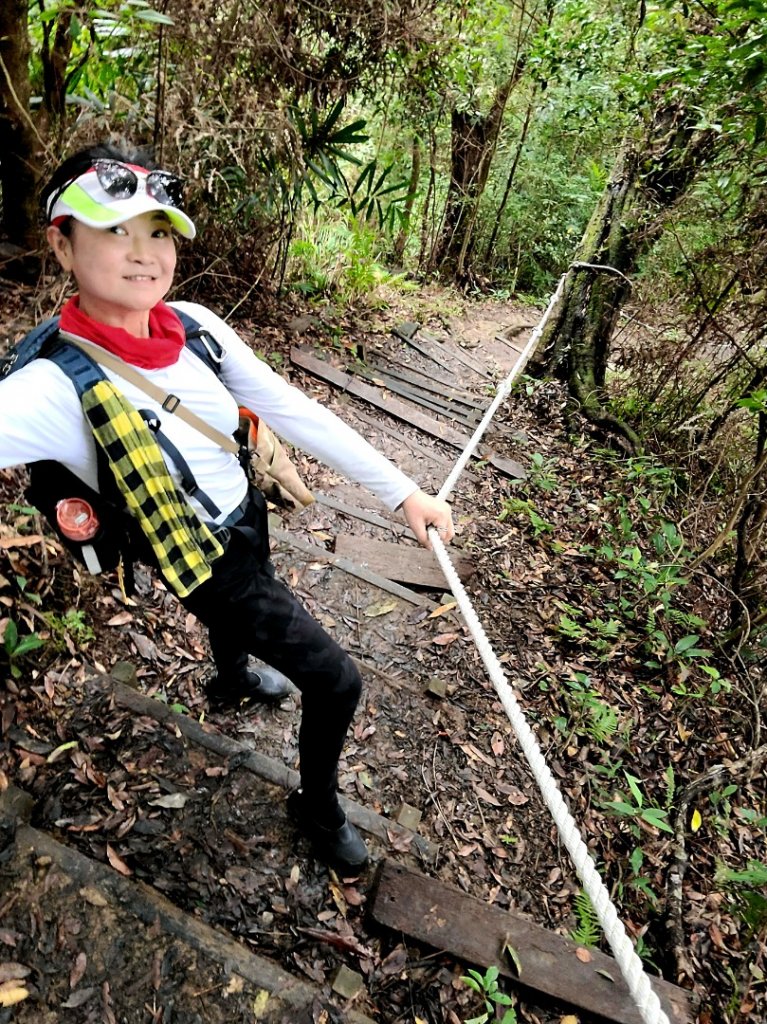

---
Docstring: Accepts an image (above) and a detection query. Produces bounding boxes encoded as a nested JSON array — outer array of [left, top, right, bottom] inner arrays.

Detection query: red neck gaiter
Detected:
[[59, 296, 186, 369]]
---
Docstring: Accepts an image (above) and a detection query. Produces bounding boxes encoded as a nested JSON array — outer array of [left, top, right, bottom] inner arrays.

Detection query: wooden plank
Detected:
[[314, 491, 414, 539], [367, 359, 486, 412], [348, 407, 479, 485], [392, 326, 487, 381], [291, 347, 525, 481], [270, 525, 438, 609], [382, 350, 488, 404], [353, 365, 479, 427], [5, 814, 376, 1024], [335, 534, 474, 589], [371, 860, 694, 1024], [419, 328, 494, 378], [88, 679, 439, 864]]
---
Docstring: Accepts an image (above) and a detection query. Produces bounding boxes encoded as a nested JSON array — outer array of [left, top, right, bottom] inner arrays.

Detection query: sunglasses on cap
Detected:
[[91, 159, 185, 208], [47, 159, 185, 217]]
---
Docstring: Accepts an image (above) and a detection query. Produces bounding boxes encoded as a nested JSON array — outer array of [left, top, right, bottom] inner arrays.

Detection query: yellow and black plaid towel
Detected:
[[81, 380, 224, 598]]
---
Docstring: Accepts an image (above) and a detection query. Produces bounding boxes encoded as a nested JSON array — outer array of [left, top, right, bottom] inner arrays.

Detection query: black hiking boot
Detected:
[[287, 790, 369, 876], [206, 667, 291, 709]]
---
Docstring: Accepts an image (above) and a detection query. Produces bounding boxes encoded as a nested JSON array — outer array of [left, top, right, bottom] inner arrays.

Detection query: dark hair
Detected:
[[40, 143, 157, 235]]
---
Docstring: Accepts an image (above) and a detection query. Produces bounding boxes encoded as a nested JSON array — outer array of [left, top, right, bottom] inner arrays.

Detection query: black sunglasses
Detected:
[[49, 159, 186, 217], [92, 159, 185, 208]]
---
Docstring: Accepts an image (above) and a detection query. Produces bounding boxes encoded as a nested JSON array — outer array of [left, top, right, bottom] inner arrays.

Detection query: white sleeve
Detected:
[[0, 361, 99, 488], [172, 302, 419, 510]]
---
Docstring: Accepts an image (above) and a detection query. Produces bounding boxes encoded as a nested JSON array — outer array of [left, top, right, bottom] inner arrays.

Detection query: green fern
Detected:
[[570, 889, 601, 947]]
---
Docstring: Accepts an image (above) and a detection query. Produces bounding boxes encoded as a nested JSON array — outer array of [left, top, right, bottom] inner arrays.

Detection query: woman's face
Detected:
[[47, 211, 177, 332]]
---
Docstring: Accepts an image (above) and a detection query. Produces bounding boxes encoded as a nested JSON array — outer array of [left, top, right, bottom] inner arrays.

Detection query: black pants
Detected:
[[179, 489, 362, 816]]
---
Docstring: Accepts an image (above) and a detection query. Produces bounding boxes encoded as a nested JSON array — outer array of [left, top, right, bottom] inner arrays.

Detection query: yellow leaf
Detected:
[[428, 601, 457, 619], [690, 808, 702, 832], [560, 1016, 579, 1024], [363, 599, 399, 618], [253, 989, 270, 1018], [0, 982, 29, 1007]]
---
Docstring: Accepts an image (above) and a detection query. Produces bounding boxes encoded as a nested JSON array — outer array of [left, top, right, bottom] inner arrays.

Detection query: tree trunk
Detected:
[[0, 0, 40, 254], [538, 107, 715, 447], [430, 72, 518, 277]]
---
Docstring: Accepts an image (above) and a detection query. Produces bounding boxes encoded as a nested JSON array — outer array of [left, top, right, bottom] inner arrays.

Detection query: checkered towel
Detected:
[[81, 380, 224, 597]]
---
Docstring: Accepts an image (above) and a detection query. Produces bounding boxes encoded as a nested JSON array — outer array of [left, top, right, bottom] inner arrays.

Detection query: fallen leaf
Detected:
[[429, 601, 457, 618], [70, 951, 87, 989], [433, 632, 459, 646], [47, 740, 78, 764], [253, 990, 270, 1018], [363, 599, 399, 618], [476, 786, 502, 807], [0, 535, 44, 549], [0, 965, 29, 984], [491, 732, 505, 756], [575, 948, 592, 963], [60, 987, 97, 1008], [79, 888, 108, 908], [690, 808, 702, 832], [105, 844, 132, 877], [560, 1016, 579, 1024], [148, 792, 189, 810], [106, 612, 133, 627], [223, 974, 245, 996], [0, 981, 29, 1007], [506, 788, 529, 806]]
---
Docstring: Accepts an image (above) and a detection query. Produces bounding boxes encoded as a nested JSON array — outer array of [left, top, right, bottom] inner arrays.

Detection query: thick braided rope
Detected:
[[429, 270, 671, 1024]]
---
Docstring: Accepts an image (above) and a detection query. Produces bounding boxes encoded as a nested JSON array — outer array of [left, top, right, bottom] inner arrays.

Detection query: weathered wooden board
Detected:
[[348, 407, 480, 485], [381, 350, 488, 403], [371, 861, 694, 1024], [367, 359, 486, 411], [392, 325, 489, 382], [353, 364, 480, 427], [334, 534, 474, 589], [270, 525, 438, 609], [314, 491, 413, 538], [419, 328, 494, 378], [5, 828, 374, 1023], [291, 347, 525, 480]]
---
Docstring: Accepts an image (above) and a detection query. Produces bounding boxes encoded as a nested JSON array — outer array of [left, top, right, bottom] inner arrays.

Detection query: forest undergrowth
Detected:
[[1, 277, 765, 1024]]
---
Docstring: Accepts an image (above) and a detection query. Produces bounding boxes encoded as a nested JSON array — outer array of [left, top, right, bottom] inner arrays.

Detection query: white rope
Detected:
[[428, 269, 671, 1024]]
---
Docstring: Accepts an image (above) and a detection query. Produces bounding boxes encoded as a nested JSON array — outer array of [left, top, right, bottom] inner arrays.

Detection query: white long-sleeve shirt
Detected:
[[0, 301, 418, 522]]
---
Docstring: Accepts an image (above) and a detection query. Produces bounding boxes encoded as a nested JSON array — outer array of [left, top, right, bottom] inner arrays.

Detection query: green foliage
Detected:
[[603, 771, 674, 835], [27, 0, 170, 111], [716, 860, 767, 938], [498, 496, 553, 537], [2, 619, 44, 679], [44, 609, 95, 651], [557, 672, 619, 744], [460, 965, 517, 1024], [570, 889, 601, 947], [287, 215, 415, 302]]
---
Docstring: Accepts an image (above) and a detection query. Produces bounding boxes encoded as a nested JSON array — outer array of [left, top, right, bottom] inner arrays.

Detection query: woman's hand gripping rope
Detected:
[[400, 488, 454, 550]]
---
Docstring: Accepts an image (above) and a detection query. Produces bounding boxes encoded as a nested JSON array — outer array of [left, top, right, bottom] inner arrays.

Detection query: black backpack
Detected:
[[1, 311, 229, 587]]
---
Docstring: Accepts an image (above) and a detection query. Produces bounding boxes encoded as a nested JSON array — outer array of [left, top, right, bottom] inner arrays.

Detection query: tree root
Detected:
[[666, 743, 767, 983]]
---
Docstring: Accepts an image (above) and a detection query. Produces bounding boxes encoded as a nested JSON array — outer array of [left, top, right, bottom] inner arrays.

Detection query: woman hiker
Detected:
[[0, 144, 454, 875]]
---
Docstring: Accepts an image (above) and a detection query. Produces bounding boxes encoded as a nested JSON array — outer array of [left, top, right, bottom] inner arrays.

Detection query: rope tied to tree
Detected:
[[430, 263, 672, 1024]]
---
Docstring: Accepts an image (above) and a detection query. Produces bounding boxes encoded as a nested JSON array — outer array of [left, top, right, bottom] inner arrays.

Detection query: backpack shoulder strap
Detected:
[[175, 308, 225, 377], [45, 338, 109, 396], [0, 316, 62, 379]]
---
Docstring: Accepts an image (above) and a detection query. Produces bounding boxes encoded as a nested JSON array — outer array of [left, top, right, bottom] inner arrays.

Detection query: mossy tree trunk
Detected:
[[0, 0, 39, 252], [538, 107, 714, 449]]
